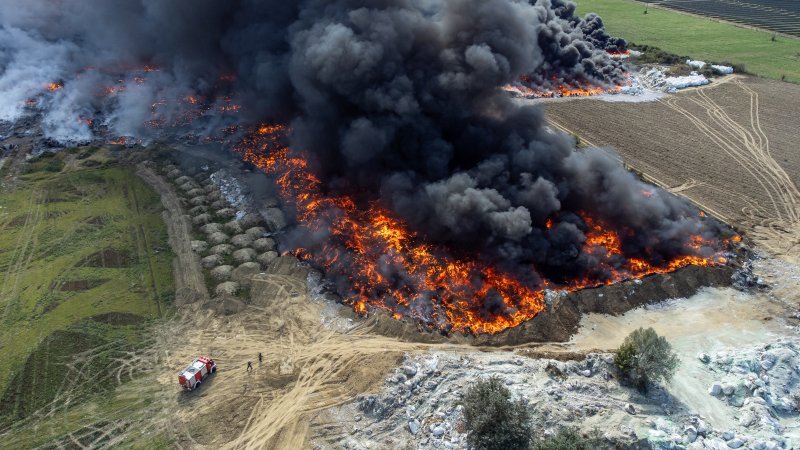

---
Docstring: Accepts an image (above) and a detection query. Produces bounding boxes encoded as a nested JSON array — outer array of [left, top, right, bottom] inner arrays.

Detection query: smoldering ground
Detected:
[[0, 0, 725, 305]]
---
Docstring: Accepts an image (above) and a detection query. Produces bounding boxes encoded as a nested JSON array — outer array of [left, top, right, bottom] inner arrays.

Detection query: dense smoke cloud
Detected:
[[0, 0, 722, 304]]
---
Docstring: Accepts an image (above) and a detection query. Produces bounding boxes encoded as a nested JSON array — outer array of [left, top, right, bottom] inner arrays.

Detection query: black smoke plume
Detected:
[[0, 1, 724, 319]]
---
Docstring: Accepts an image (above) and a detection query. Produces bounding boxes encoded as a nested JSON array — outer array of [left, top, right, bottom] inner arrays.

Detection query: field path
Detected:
[[136, 164, 209, 304]]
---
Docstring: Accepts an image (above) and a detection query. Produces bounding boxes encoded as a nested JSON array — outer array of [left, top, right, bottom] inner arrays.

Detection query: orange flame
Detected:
[[233, 125, 733, 334], [47, 82, 63, 92], [502, 80, 623, 99]]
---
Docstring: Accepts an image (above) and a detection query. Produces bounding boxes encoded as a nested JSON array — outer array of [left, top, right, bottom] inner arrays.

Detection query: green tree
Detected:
[[462, 376, 532, 450], [614, 327, 680, 391], [533, 427, 604, 450]]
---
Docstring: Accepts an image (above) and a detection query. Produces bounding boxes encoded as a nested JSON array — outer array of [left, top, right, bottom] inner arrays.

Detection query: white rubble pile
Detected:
[[712, 65, 734, 75], [685, 59, 734, 75], [209, 168, 249, 220], [640, 68, 709, 93], [313, 350, 796, 450], [703, 342, 799, 445]]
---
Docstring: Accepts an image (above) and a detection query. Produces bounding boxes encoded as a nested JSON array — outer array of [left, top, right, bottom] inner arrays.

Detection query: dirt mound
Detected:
[[77, 249, 132, 268], [366, 264, 737, 346]]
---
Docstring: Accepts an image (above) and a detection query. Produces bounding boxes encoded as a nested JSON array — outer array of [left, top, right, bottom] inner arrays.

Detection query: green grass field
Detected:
[[577, 0, 800, 83], [0, 155, 174, 438]]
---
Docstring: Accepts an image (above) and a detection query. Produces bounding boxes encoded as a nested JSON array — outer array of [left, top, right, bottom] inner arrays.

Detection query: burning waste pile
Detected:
[[502, 1, 630, 99], [0, 0, 739, 336]]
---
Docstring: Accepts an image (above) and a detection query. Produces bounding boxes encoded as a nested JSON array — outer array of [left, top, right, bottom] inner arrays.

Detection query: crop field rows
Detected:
[[544, 76, 800, 258], [646, 0, 800, 37]]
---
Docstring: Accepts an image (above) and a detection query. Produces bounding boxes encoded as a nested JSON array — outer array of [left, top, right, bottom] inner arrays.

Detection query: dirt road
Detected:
[[137, 164, 209, 305]]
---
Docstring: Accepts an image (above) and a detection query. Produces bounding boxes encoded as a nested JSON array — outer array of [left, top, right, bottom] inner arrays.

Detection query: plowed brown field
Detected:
[[545, 75, 800, 261]]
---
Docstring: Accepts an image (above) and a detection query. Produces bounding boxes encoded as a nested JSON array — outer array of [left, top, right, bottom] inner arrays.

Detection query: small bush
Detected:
[[628, 43, 688, 65], [614, 327, 679, 391], [44, 159, 64, 172], [533, 427, 603, 450], [462, 376, 532, 450]]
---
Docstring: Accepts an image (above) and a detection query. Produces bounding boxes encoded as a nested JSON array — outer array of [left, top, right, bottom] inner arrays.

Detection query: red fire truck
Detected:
[[178, 356, 217, 391]]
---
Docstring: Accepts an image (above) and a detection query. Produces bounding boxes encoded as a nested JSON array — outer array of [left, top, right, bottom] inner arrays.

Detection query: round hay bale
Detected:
[[175, 176, 191, 185], [262, 208, 287, 232], [253, 238, 276, 252], [208, 232, 229, 245], [189, 196, 207, 206], [231, 234, 254, 248], [187, 188, 205, 198], [233, 248, 257, 263], [192, 213, 211, 226], [257, 251, 279, 268], [189, 205, 207, 216], [215, 281, 240, 296], [210, 244, 234, 255], [202, 254, 223, 269], [180, 182, 200, 192], [191, 240, 208, 253], [210, 265, 234, 280], [207, 190, 223, 201], [215, 208, 236, 220], [245, 226, 266, 240], [201, 223, 223, 234], [232, 262, 261, 288], [224, 220, 243, 234], [210, 200, 226, 210], [240, 213, 263, 229]]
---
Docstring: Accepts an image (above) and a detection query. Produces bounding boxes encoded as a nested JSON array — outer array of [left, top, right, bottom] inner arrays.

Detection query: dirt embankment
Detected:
[[366, 264, 736, 346], [136, 164, 209, 305]]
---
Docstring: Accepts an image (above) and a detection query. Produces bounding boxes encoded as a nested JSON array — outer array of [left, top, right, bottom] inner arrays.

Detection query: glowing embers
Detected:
[[234, 125, 733, 335], [503, 80, 623, 99], [607, 50, 632, 59], [503, 74, 625, 99]]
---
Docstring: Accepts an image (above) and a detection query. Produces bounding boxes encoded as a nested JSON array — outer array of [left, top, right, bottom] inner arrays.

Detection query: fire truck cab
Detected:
[[178, 356, 217, 391]]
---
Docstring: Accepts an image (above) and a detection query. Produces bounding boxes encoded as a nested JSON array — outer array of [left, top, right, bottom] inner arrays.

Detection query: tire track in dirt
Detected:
[[128, 181, 163, 317], [0, 188, 43, 321], [660, 80, 800, 258], [548, 118, 733, 224]]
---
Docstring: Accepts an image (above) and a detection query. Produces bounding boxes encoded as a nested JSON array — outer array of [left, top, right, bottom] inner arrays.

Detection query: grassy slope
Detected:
[[576, 0, 800, 83], [0, 159, 173, 429]]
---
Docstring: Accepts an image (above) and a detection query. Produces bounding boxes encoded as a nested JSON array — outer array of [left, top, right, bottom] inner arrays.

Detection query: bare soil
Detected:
[[53, 279, 110, 292], [77, 248, 132, 268], [545, 75, 800, 262]]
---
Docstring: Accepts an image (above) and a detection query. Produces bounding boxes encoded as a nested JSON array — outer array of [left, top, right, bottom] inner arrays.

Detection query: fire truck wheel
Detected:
[[211, 366, 216, 373], [195, 381, 201, 389]]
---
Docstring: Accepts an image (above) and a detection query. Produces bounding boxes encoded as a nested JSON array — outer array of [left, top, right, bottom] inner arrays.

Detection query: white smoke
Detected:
[[0, 27, 75, 122]]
